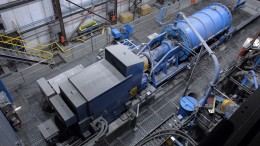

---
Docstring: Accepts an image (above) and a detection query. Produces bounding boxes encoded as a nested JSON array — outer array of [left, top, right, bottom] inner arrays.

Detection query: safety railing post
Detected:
[[72, 46, 74, 60], [91, 33, 94, 52]]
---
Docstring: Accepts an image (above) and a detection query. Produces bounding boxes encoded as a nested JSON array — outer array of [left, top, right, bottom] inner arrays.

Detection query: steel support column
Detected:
[[106, 0, 117, 24], [113, 0, 118, 24], [53, 0, 68, 45], [129, 0, 142, 19]]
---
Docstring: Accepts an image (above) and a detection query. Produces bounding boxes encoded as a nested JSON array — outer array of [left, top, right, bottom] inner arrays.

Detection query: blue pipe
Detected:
[[249, 70, 259, 89], [175, 12, 220, 106]]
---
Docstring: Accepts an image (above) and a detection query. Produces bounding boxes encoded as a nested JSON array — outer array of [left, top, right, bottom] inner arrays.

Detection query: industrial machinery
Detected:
[[0, 108, 21, 146], [97, 24, 135, 60], [180, 30, 260, 144], [0, 80, 21, 131], [138, 3, 232, 87], [37, 44, 142, 145], [111, 23, 134, 40], [78, 21, 102, 35], [36, 3, 259, 146]]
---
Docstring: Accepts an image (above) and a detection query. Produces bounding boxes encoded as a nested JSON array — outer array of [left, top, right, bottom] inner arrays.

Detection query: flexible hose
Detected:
[[79, 119, 108, 146], [175, 12, 220, 106]]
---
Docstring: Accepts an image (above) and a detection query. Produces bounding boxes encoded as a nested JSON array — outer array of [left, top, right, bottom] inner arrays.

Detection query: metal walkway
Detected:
[[0, 34, 72, 64], [0, 46, 53, 64], [0, 34, 55, 64]]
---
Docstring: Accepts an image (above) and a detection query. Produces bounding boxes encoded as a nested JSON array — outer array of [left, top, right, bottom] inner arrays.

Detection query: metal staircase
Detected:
[[0, 34, 55, 64]]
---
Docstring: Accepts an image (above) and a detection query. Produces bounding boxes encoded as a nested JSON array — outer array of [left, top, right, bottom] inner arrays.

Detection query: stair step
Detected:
[[0, 49, 50, 64]]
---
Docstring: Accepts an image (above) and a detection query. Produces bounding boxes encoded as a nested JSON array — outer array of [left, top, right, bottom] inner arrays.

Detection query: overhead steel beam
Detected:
[[129, 0, 142, 19], [68, 5, 95, 41], [65, 0, 112, 23], [20, 1, 108, 34], [0, 0, 41, 13]]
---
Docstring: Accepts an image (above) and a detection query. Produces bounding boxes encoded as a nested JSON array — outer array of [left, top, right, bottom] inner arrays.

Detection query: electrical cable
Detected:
[[79, 119, 108, 146], [95, 121, 105, 139], [136, 132, 196, 146], [150, 129, 197, 145], [136, 129, 197, 146], [183, 46, 204, 96], [178, 42, 198, 56]]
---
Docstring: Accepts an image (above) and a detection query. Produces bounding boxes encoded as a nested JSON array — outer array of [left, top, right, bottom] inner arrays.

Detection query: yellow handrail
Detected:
[[0, 46, 55, 64], [51, 42, 71, 53], [4, 36, 22, 44], [0, 41, 53, 59], [0, 34, 71, 53], [0, 34, 55, 63]]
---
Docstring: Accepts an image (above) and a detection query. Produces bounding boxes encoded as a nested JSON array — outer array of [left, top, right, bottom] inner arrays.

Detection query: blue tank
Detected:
[[162, 3, 232, 60]]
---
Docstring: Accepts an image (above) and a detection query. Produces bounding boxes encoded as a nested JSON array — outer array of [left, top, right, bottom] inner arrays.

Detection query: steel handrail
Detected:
[[0, 46, 55, 63], [0, 34, 71, 53], [0, 41, 53, 60]]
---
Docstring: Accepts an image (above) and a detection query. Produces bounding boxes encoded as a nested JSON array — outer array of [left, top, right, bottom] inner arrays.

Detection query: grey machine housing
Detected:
[[37, 44, 144, 141]]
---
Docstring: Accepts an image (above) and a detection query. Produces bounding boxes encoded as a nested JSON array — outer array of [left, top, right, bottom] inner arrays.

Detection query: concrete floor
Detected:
[[3, 0, 259, 145]]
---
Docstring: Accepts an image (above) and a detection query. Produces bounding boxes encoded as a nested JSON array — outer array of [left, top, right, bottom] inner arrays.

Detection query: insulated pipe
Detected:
[[175, 12, 220, 106]]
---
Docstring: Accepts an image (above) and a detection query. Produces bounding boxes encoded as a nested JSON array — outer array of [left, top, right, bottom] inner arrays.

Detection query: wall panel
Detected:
[[0, 0, 152, 45]]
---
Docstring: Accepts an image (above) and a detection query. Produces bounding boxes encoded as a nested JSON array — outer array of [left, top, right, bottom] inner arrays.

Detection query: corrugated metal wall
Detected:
[[1, 0, 54, 46], [0, 110, 21, 146]]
